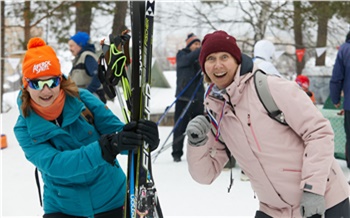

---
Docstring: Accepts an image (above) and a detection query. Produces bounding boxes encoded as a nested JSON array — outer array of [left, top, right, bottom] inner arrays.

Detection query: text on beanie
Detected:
[[22, 37, 62, 88]]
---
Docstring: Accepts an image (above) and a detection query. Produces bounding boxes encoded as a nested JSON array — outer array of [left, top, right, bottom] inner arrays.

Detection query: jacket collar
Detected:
[[17, 93, 84, 142]]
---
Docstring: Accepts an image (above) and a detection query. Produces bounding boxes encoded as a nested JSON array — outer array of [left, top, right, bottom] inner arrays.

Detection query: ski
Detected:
[[126, 0, 163, 217], [96, 2, 160, 216]]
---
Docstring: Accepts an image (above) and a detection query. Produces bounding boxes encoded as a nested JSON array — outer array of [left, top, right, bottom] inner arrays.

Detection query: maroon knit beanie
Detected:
[[199, 30, 241, 73]]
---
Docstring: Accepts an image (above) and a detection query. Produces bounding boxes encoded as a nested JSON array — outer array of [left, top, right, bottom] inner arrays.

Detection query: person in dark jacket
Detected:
[[172, 33, 205, 162], [14, 37, 159, 217], [68, 31, 107, 103], [330, 30, 350, 168]]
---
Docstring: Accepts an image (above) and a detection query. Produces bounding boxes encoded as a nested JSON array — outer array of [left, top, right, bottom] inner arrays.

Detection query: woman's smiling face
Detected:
[[204, 52, 239, 89], [26, 76, 61, 107]]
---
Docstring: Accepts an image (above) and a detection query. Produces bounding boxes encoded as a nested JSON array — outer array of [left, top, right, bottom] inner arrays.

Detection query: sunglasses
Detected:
[[27, 77, 61, 90]]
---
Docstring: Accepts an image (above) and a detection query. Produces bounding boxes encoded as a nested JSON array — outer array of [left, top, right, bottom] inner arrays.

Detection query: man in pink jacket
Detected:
[[186, 30, 350, 218]]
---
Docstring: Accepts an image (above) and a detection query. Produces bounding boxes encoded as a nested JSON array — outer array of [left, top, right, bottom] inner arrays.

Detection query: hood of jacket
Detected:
[[253, 39, 275, 62], [79, 43, 96, 55]]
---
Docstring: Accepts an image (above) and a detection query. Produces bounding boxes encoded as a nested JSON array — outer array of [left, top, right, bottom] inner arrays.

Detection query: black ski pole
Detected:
[[156, 70, 202, 126], [153, 75, 204, 162]]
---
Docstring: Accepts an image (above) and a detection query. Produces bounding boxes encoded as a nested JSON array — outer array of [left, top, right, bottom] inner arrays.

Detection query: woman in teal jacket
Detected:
[[14, 37, 159, 218]]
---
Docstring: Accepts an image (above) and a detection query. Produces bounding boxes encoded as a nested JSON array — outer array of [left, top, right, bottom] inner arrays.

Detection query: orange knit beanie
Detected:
[[22, 37, 62, 88]]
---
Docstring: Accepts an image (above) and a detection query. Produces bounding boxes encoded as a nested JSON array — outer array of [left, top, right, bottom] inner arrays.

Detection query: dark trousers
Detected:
[[43, 207, 123, 218], [345, 110, 350, 168], [172, 99, 204, 159], [255, 198, 350, 218]]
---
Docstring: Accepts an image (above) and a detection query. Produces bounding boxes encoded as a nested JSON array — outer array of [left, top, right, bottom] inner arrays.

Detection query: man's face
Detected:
[[68, 40, 81, 57], [189, 41, 201, 51]]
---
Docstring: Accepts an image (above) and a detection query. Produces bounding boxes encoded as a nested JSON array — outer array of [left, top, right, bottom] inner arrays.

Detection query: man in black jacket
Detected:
[[172, 33, 205, 162]]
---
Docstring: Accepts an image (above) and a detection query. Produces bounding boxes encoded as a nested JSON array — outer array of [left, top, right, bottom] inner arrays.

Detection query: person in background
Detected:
[[186, 30, 349, 218], [172, 33, 205, 162], [14, 37, 159, 218], [253, 39, 281, 77], [295, 74, 316, 104], [330, 30, 350, 169], [68, 31, 106, 103]]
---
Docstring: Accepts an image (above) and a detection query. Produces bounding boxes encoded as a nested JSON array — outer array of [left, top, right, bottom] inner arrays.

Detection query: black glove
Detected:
[[120, 33, 131, 44], [99, 121, 143, 165], [136, 119, 160, 152], [306, 91, 313, 98]]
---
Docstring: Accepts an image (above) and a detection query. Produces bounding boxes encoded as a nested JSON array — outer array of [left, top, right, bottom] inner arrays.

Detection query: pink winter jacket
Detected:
[[187, 65, 349, 218]]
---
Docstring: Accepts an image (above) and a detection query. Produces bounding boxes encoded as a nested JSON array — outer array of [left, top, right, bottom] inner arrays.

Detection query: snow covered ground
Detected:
[[1, 71, 349, 217]]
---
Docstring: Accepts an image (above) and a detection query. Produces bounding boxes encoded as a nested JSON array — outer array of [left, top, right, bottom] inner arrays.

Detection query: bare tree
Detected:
[[75, 2, 98, 34], [112, 1, 128, 35], [6, 1, 73, 49], [293, 1, 306, 74], [309, 1, 350, 66]]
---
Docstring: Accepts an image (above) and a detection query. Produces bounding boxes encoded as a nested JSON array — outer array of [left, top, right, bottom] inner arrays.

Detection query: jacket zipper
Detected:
[[247, 114, 262, 152]]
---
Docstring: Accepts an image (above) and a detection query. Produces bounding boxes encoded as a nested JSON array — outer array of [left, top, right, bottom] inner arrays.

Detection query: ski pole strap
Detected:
[[226, 152, 234, 193], [108, 44, 127, 78], [98, 32, 131, 100], [228, 166, 234, 193], [122, 34, 131, 66], [98, 56, 117, 99]]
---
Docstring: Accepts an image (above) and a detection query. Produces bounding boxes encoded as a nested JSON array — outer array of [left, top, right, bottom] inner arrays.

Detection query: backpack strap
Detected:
[[77, 93, 95, 126], [81, 106, 94, 125], [254, 69, 288, 126], [35, 168, 42, 207]]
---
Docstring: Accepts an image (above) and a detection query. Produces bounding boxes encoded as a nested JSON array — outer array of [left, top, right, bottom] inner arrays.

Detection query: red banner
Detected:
[[167, 57, 176, 65], [296, 48, 305, 62]]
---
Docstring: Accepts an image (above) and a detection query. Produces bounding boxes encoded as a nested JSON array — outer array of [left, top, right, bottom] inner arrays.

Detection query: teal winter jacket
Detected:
[[14, 89, 125, 216]]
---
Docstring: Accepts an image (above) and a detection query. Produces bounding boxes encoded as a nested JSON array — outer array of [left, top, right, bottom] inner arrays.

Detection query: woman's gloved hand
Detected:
[[186, 115, 211, 146], [99, 121, 142, 165], [136, 119, 160, 152], [300, 191, 325, 218]]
